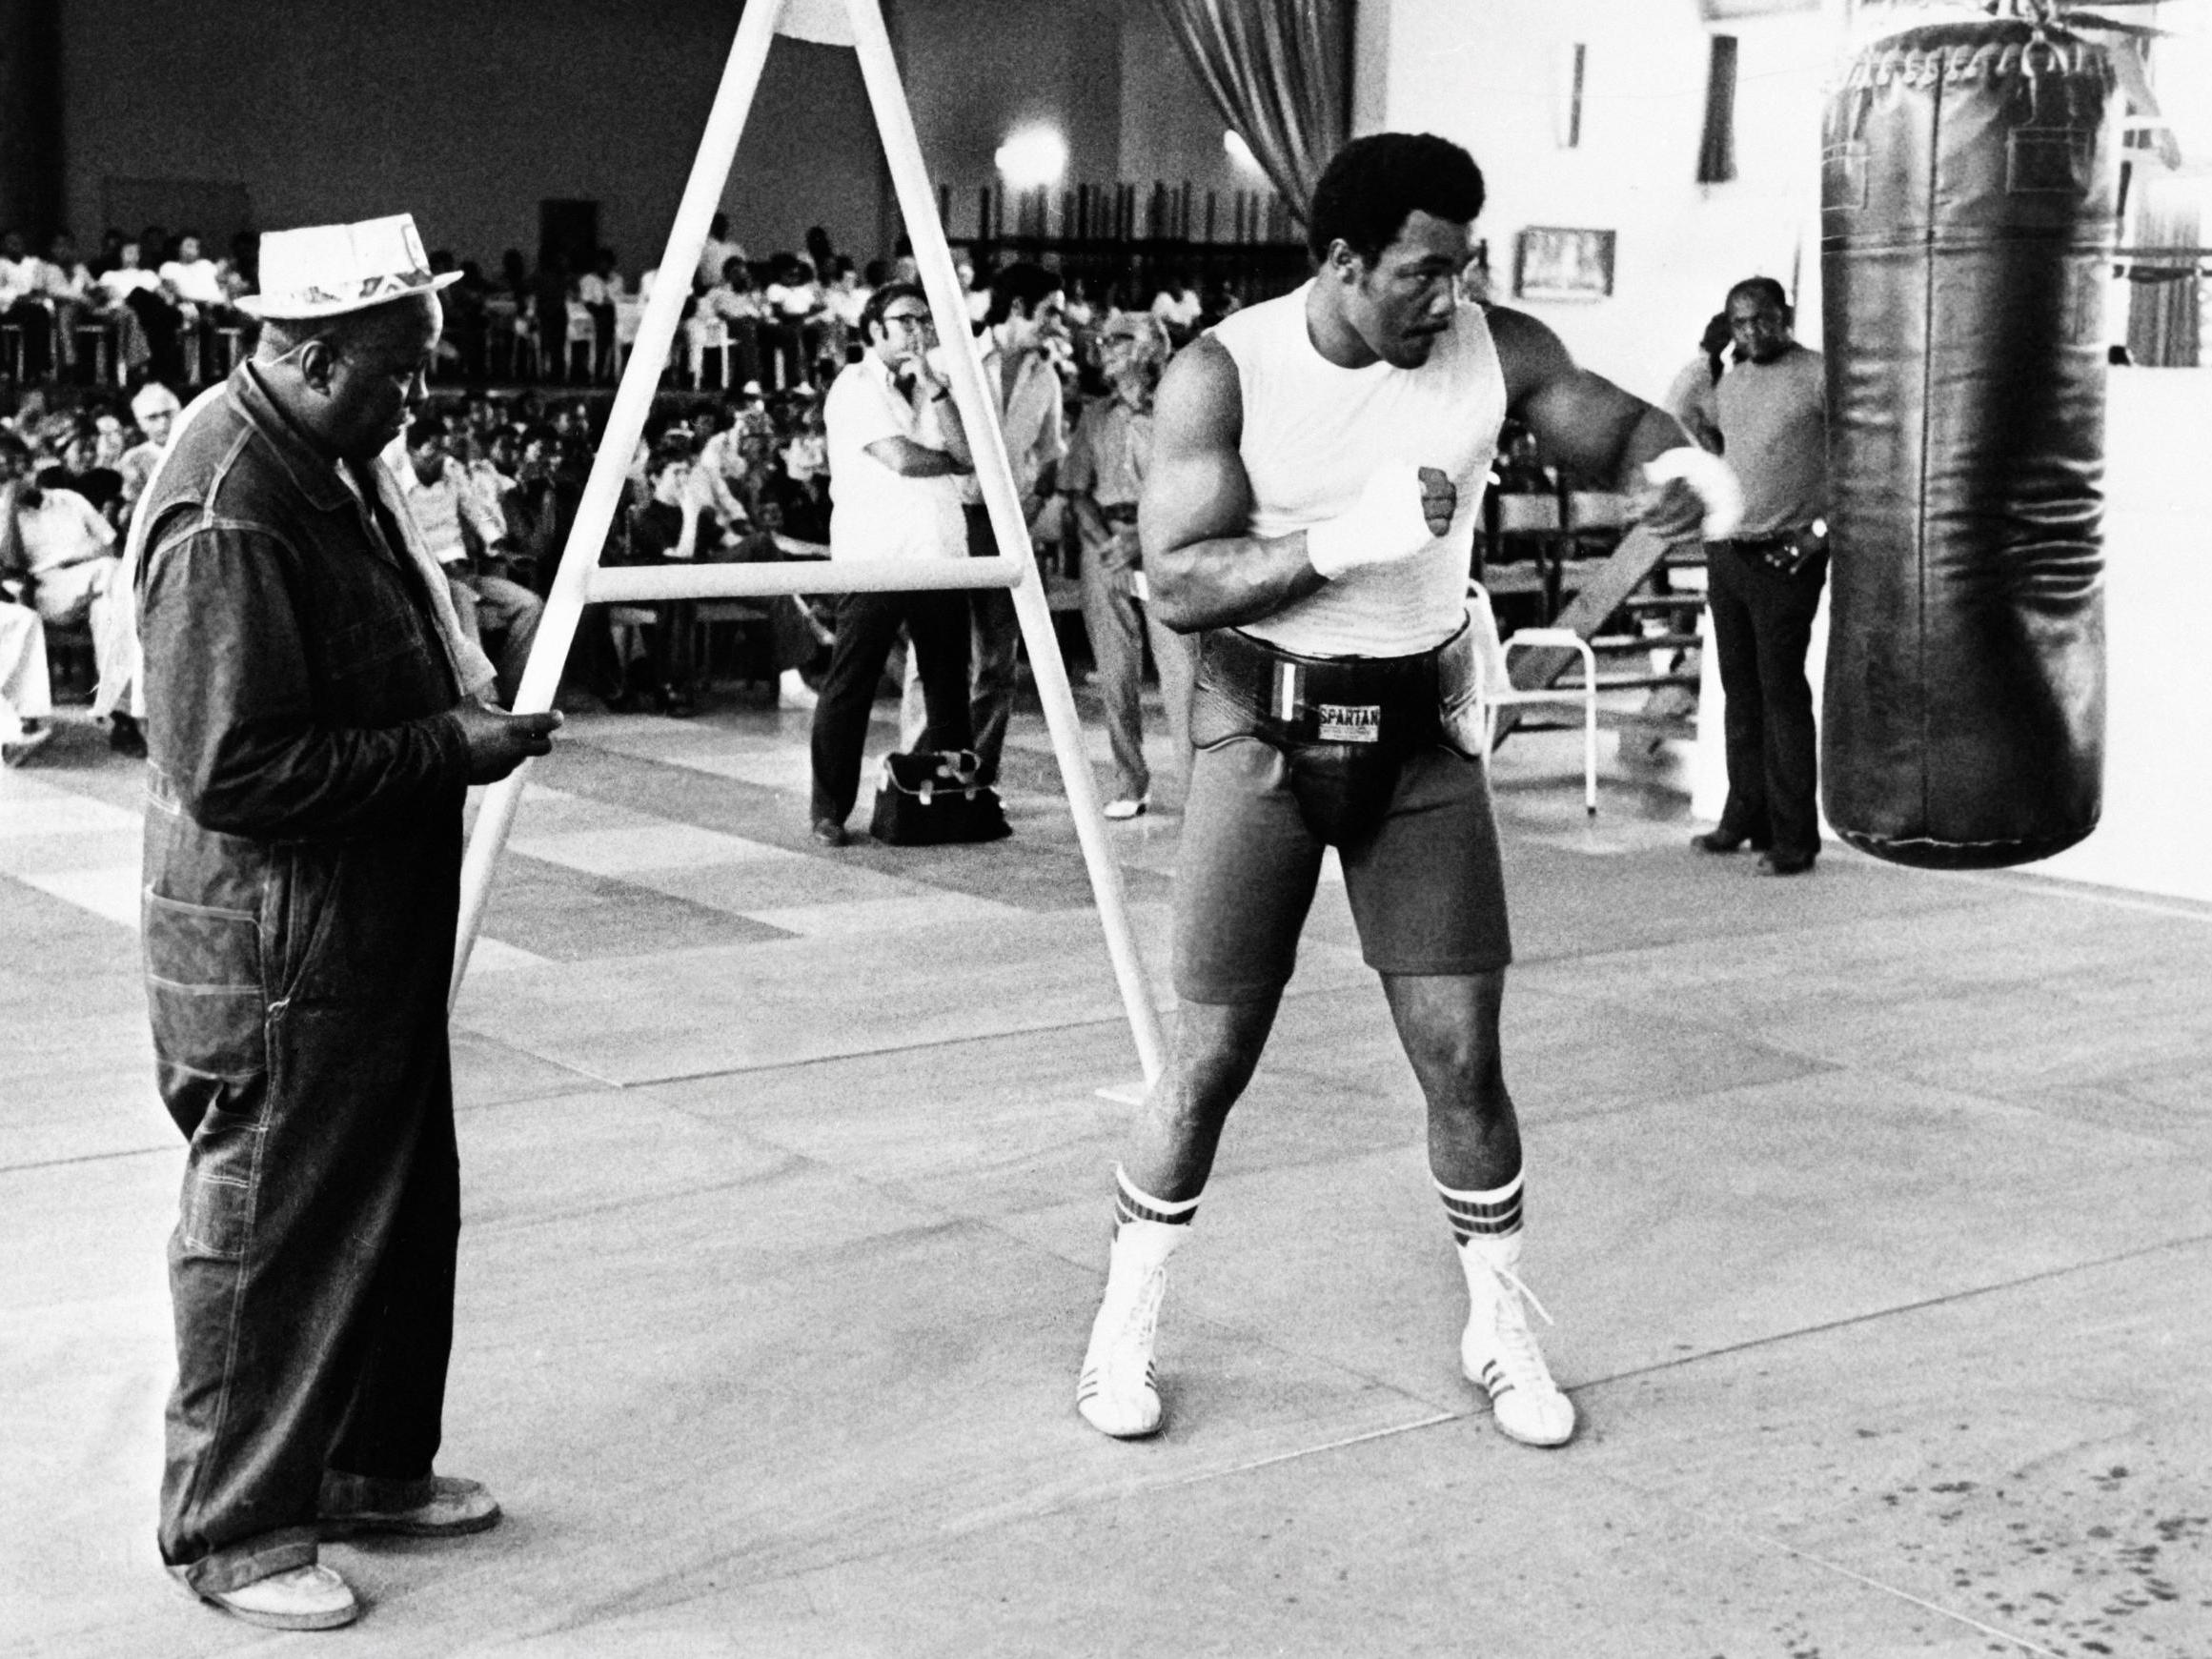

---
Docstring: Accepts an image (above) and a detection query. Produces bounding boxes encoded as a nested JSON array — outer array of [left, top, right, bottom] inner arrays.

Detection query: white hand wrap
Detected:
[[1643, 447, 1746, 540], [1305, 463, 1439, 580]]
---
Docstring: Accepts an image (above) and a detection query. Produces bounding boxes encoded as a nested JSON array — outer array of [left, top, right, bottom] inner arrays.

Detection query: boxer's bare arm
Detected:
[[1489, 307, 1703, 538], [1138, 336, 1327, 634]]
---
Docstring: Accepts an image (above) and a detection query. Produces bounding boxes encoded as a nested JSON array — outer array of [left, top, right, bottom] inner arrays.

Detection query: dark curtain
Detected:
[[1147, 0, 1354, 227], [1696, 34, 1739, 185]]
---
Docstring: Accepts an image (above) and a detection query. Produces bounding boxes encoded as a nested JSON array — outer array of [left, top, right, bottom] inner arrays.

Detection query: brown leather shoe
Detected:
[[1756, 850, 1816, 877], [318, 1471, 501, 1540]]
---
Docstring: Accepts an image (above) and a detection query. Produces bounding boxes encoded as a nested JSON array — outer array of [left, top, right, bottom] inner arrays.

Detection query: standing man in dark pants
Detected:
[[1692, 276, 1830, 876], [807, 281, 977, 846], [136, 216, 559, 1631]]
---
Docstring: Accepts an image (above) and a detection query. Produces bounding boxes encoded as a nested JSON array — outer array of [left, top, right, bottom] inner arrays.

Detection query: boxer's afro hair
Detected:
[[1307, 132, 1486, 268]]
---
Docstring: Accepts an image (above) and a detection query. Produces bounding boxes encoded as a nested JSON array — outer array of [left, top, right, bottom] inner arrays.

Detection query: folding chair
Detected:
[[1466, 579, 1599, 818]]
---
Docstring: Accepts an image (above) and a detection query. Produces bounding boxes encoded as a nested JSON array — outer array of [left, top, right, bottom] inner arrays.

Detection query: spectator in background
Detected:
[[91, 410, 129, 472], [427, 250, 487, 382], [1065, 311, 1191, 817], [388, 415, 543, 707], [0, 231, 57, 381], [0, 426, 142, 754], [954, 254, 990, 327], [1148, 268, 1203, 345], [529, 248, 572, 383], [90, 227, 126, 279], [822, 255, 866, 365], [35, 233, 97, 377], [900, 260, 1066, 788], [694, 256, 764, 390], [92, 240, 161, 376], [40, 418, 125, 522], [501, 421, 576, 597], [697, 212, 745, 293], [616, 437, 741, 717], [578, 248, 627, 382], [808, 281, 977, 847], [1662, 312, 1732, 455], [762, 254, 824, 391], [1693, 276, 1829, 878], [215, 232, 258, 305], [111, 236, 192, 386], [118, 381, 182, 529], [161, 231, 241, 348], [0, 588, 54, 765]]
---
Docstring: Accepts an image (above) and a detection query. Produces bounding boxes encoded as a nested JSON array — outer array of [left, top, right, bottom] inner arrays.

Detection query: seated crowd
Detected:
[[1, 212, 1248, 812]]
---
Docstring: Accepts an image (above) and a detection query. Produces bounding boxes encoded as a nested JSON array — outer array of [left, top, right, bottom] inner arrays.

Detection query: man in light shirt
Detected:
[[387, 415, 542, 706], [0, 426, 142, 753], [898, 260, 1067, 786], [806, 281, 976, 847], [0, 230, 56, 380]]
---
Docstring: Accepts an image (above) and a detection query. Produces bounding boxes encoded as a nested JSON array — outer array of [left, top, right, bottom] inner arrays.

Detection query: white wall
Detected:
[[1378, 0, 1837, 402], [2027, 370, 2212, 903]]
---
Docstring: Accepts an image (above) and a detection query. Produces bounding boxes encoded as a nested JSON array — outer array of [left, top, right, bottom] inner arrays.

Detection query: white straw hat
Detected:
[[237, 213, 459, 320]]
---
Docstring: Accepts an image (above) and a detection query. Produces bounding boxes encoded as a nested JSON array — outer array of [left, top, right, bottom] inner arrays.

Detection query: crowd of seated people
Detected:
[[0, 226, 253, 392], [0, 207, 1262, 771], [1, 208, 1249, 408]]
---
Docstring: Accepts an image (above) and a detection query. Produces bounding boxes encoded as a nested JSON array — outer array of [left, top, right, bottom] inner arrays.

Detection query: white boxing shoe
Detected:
[[1076, 1219, 1186, 1438], [1457, 1235, 1576, 1448], [777, 668, 820, 711], [203, 1563, 359, 1631]]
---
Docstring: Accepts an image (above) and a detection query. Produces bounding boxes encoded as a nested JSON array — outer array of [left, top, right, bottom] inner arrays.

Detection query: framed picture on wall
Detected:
[[1513, 227, 1616, 302]]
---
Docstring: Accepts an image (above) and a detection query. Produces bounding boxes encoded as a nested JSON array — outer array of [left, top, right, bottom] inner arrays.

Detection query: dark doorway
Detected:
[[539, 199, 599, 271]]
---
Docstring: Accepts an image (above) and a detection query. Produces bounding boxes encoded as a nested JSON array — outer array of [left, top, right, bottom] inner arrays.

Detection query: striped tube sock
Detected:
[[1114, 1165, 1201, 1230], [1435, 1169, 1524, 1245]]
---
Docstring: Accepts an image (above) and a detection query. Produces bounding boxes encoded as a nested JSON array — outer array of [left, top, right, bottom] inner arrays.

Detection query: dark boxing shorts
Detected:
[[1171, 627, 1513, 1003]]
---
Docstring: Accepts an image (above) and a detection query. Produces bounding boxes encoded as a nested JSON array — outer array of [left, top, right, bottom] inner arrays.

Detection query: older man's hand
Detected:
[[451, 699, 562, 783]]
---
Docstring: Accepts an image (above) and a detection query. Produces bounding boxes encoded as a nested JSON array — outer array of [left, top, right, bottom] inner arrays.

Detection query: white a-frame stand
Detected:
[[449, 0, 1166, 1082]]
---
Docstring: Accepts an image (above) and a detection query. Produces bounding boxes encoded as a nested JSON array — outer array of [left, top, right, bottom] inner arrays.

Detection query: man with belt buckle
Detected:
[[1074, 133, 1740, 1449], [1691, 275, 1829, 876]]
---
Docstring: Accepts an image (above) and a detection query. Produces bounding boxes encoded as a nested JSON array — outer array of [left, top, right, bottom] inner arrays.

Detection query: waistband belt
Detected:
[[1199, 627, 1457, 747]]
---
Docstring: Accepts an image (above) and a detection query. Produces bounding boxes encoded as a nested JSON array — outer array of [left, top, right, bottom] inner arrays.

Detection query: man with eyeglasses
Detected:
[[807, 280, 978, 847]]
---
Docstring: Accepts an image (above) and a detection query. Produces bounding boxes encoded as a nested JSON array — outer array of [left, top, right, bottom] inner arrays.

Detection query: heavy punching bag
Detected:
[[1820, 16, 2115, 869]]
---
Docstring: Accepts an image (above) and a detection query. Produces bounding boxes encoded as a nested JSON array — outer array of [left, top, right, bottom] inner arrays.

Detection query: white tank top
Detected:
[[1210, 282, 1505, 658]]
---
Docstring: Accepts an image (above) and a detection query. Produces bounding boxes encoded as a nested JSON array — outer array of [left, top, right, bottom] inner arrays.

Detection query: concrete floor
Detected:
[[3, 690, 2207, 1658]]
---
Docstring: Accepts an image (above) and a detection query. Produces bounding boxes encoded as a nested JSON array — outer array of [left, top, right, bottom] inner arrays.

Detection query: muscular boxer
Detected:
[[1074, 133, 1736, 1448]]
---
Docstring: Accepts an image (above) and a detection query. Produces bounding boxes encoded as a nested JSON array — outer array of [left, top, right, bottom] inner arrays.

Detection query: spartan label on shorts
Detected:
[[1317, 703, 1382, 743]]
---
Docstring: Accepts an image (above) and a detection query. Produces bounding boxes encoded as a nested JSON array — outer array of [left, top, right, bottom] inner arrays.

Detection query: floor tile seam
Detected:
[[1706, 1051, 2212, 1161], [1509, 911, 2010, 981], [1731, 1527, 2068, 1658], [533, 1406, 1474, 1632], [599, 975, 1390, 1097], [0, 1143, 175, 1178], [446, 1024, 626, 1089], [612, 1012, 1163, 1092], [1932, 865, 2212, 926], [1571, 1228, 2212, 1394], [461, 1154, 878, 1241]]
